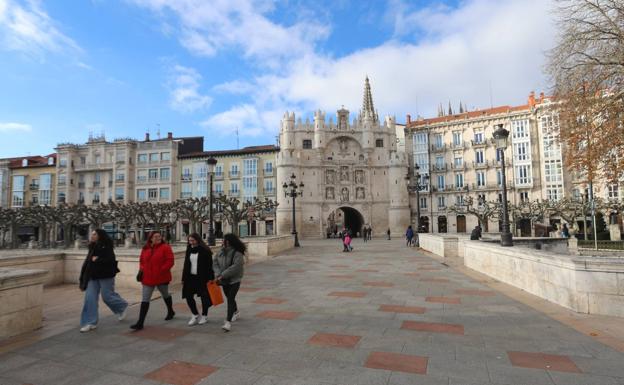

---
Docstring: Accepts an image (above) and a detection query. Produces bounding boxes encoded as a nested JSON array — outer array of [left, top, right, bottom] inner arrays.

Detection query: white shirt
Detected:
[[190, 252, 198, 275]]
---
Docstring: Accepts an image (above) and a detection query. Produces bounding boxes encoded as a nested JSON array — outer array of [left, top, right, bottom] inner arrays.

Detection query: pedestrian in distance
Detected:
[[368, 226, 373, 241], [79, 229, 128, 333], [214, 233, 246, 332], [343, 232, 353, 252], [406, 225, 414, 247], [561, 223, 570, 238], [130, 231, 176, 330], [387, 228, 391, 240], [182, 233, 214, 326], [470, 225, 482, 240]]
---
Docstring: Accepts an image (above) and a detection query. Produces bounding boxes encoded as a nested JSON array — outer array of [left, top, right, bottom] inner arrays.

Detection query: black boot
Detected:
[[164, 296, 175, 320], [130, 302, 149, 330]]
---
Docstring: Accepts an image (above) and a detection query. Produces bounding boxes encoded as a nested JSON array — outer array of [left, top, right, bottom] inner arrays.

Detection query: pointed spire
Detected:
[[448, 101, 453, 116], [361, 76, 378, 122], [459, 101, 464, 114]]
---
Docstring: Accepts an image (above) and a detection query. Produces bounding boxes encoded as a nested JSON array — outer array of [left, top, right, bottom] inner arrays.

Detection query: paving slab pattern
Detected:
[[2, 239, 624, 385]]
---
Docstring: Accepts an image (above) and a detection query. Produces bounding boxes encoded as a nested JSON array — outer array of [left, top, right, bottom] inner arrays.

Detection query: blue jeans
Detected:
[[80, 278, 128, 327]]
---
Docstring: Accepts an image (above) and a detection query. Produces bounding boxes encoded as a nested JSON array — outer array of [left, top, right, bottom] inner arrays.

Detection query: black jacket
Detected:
[[182, 246, 214, 283], [79, 244, 118, 289]]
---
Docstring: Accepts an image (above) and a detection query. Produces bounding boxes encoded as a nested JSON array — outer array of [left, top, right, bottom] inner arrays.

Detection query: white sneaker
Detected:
[[79, 324, 97, 333], [198, 315, 208, 325], [117, 307, 127, 321], [222, 321, 231, 332], [188, 315, 199, 326], [231, 311, 240, 322]]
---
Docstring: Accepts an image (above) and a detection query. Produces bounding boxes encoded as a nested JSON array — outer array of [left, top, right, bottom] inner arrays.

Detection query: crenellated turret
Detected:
[[281, 111, 295, 151], [314, 109, 325, 148]]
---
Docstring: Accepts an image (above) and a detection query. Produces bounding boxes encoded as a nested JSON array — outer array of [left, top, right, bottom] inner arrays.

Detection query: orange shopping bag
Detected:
[[207, 280, 224, 306]]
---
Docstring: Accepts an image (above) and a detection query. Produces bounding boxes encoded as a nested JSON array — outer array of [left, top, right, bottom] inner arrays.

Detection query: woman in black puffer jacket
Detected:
[[182, 233, 214, 326], [79, 229, 128, 332]]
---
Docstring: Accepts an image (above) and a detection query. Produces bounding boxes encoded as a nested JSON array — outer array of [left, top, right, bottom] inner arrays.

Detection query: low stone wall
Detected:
[[481, 237, 569, 254], [462, 241, 624, 317], [245, 235, 295, 263], [418, 233, 469, 258], [0, 252, 64, 287], [0, 268, 46, 339]]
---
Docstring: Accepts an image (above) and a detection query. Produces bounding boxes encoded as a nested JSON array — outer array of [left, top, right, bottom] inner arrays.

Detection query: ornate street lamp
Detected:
[[283, 173, 304, 247], [407, 165, 429, 232], [205, 157, 218, 246], [493, 124, 513, 246]]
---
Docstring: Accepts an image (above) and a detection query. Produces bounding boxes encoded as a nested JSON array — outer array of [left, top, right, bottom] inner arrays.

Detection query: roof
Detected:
[[9, 154, 57, 169], [179, 145, 279, 159]]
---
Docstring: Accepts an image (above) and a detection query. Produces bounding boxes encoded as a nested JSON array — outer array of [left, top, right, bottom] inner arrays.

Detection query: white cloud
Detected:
[[200, 104, 270, 137], [0, 122, 32, 132], [0, 0, 81, 58], [167, 64, 212, 113]]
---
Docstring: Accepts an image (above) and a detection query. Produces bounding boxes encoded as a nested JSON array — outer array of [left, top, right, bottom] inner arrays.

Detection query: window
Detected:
[[264, 180, 274, 194], [116, 151, 125, 162], [116, 172, 125, 182], [452, 131, 461, 146], [215, 183, 223, 194], [138, 154, 148, 164], [194, 162, 207, 179], [475, 150, 484, 164], [215, 165, 223, 177], [39, 174, 52, 205], [137, 189, 146, 201], [477, 194, 486, 205], [455, 173, 464, 188], [519, 192, 529, 202], [161, 152, 171, 161], [512, 119, 529, 139], [476, 171, 486, 187], [496, 148, 502, 162], [58, 174, 66, 185], [413, 133, 428, 153], [80, 156, 86, 165], [435, 155, 444, 168], [148, 188, 158, 200], [57, 192, 66, 203], [264, 162, 273, 174], [148, 169, 158, 180], [47, 157, 54, 165], [608, 185, 619, 200], [454, 156, 463, 167], [438, 196, 446, 208], [497, 170, 503, 186], [115, 187, 124, 201], [572, 189, 581, 201], [94, 154, 101, 164], [474, 131, 484, 144], [515, 165, 531, 185], [243, 159, 257, 176], [160, 168, 170, 181], [159, 188, 170, 200], [303, 139, 312, 149], [420, 197, 427, 209], [93, 192, 100, 203], [149, 153, 159, 162], [137, 170, 147, 182], [230, 164, 239, 176], [12, 175, 25, 207], [94, 172, 101, 186], [59, 157, 68, 167], [546, 187, 562, 201], [230, 183, 239, 193], [181, 183, 192, 199], [375, 139, 384, 148], [514, 142, 529, 161], [437, 175, 445, 190], [434, 134, 443, 148]]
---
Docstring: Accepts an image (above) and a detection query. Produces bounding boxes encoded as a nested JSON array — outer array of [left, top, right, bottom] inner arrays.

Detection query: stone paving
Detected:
[[1, 239, 624, 385]]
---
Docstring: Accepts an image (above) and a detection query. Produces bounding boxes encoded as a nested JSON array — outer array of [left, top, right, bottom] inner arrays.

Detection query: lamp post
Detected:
[[206, 157, 217, 246], [493, 124, 513, 246], [283, 173, 304, 247], [407, 165, 429, 232]]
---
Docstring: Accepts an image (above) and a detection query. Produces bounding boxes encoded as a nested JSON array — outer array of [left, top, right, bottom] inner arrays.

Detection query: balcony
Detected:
[[431, 144, 446, 152], [471, 139, 488, 147], [115, 158, 125, 164], [472, 160, 489, 169], [432, 164, 447, 172], [73, 162, 113, 172], [229, 189, 240, 197], [181, 174, 192, 182], [229, 171, 240, 179], [180, 192, 192, 199], [58, 197, 66, 204], [214, 173, 224, 180], [29, 183, 39, 190], [93, 181, 101, 188], [263, 189, 276, 196], [263, 169, 274, 177], [78, 182, 86, 189], [450, 142, 464, 150], [115, 196, 124, 202], [115, 178, 125, 184], [451, 163, 465, 171], [92, 199, 101, 205], [77, 198, 85, 205], [58, 180, 66, 186], [136, 176, 147, 184]]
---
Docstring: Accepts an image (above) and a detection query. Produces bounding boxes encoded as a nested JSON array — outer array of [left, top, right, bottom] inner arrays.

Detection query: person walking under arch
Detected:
[[214, 233, 246, 332], [130, 231, 176, 330], [79, 229, 128, 332], [182, 233, 214, 326], [406, 225, 414, 247]]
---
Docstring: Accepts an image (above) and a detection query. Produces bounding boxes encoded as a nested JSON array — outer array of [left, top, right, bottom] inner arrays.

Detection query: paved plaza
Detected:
[[1, 239, 624, 385]]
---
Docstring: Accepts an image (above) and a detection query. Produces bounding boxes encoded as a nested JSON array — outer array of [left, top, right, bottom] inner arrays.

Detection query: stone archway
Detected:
[[327, 206, 365, 237]]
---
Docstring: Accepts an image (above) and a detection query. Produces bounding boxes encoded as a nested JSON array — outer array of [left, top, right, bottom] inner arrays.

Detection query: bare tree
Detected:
[[176, 198, 210, 235], [446, 196, 500, 232], [215, 195, 278, 236]]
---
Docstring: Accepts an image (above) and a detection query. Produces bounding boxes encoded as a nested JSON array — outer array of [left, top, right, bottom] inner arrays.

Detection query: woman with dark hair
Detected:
[[130, 231, 176, 330], [79, 229, 128, 332], [213, 233, 246, 332], [182, 233, 214, 326]]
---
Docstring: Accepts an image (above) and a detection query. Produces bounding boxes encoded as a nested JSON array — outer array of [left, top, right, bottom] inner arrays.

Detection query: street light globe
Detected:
[[492, 124, 510, 150], [205, 157, 217, 173]]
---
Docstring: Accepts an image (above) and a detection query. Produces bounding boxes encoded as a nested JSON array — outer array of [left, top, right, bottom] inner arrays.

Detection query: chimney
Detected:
[[406, 114, 411, 125], [167, 132, 173, 139], [528, 91, 536, 107], [145, 132, 150, 141], [539, 92, 545, 102]]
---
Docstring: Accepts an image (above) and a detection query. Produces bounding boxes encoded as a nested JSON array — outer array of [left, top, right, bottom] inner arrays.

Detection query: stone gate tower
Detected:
[[276, 77, 410, 238]]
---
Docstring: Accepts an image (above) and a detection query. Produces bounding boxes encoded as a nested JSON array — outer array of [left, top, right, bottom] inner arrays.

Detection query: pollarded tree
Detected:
[[23, 205, 56, 248], [81, 202, 114, 230], [215, 195, 279, 236], [176, 198, 211, 235], [447, 196, 501, 233], [49, 203, 85, 248]]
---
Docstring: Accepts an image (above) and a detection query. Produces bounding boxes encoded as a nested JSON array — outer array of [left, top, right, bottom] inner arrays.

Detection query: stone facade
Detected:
[[276, 78, 409, 238]]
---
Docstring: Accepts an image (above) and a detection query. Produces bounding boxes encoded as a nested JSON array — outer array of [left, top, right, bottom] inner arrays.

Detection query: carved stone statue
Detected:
[[326, 170, 335, 184], [326, 187, 335, 200], [339, 138, 348, 152], [341, 187, 349, 202], [355, 170, 364, 184], [340, 166, 349, 182], [356, 187, 365, 199]]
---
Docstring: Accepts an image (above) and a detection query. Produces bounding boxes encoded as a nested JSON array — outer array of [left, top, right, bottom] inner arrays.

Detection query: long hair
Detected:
[[143, 230, 164, 250], [91, 228, 113, 250], [187, 232, 211, 255], [223, 233, 246, 254]]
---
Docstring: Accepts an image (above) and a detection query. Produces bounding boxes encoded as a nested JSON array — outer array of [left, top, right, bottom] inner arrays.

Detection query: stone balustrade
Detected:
[[0, 268, 46, 339]]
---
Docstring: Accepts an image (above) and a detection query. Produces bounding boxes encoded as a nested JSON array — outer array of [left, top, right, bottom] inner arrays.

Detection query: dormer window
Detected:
[[47, 157, 54, 165], [21, 159, 27, 167]]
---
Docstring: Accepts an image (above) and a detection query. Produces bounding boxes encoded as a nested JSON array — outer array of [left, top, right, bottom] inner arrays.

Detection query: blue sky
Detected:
[[0, 0, 555, 157]]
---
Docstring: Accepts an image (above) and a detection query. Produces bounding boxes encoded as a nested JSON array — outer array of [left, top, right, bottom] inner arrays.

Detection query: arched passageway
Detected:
[[327, 207, 365, 237]]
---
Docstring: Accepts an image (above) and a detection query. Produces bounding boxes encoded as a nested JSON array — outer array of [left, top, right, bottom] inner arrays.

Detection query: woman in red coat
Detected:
[[130, 231, 176, 330]]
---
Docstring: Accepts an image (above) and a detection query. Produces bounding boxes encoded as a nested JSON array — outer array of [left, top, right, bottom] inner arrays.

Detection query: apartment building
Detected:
[[9, 155, 57, 208], [405, 92, 569, 234], [178, 145, 279, 237], [55, 132, 202, 206]]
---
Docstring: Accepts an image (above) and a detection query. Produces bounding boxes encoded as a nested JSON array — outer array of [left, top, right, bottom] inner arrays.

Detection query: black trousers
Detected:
[[186, 294, 211, 316], [222, 282, 240, 321]]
